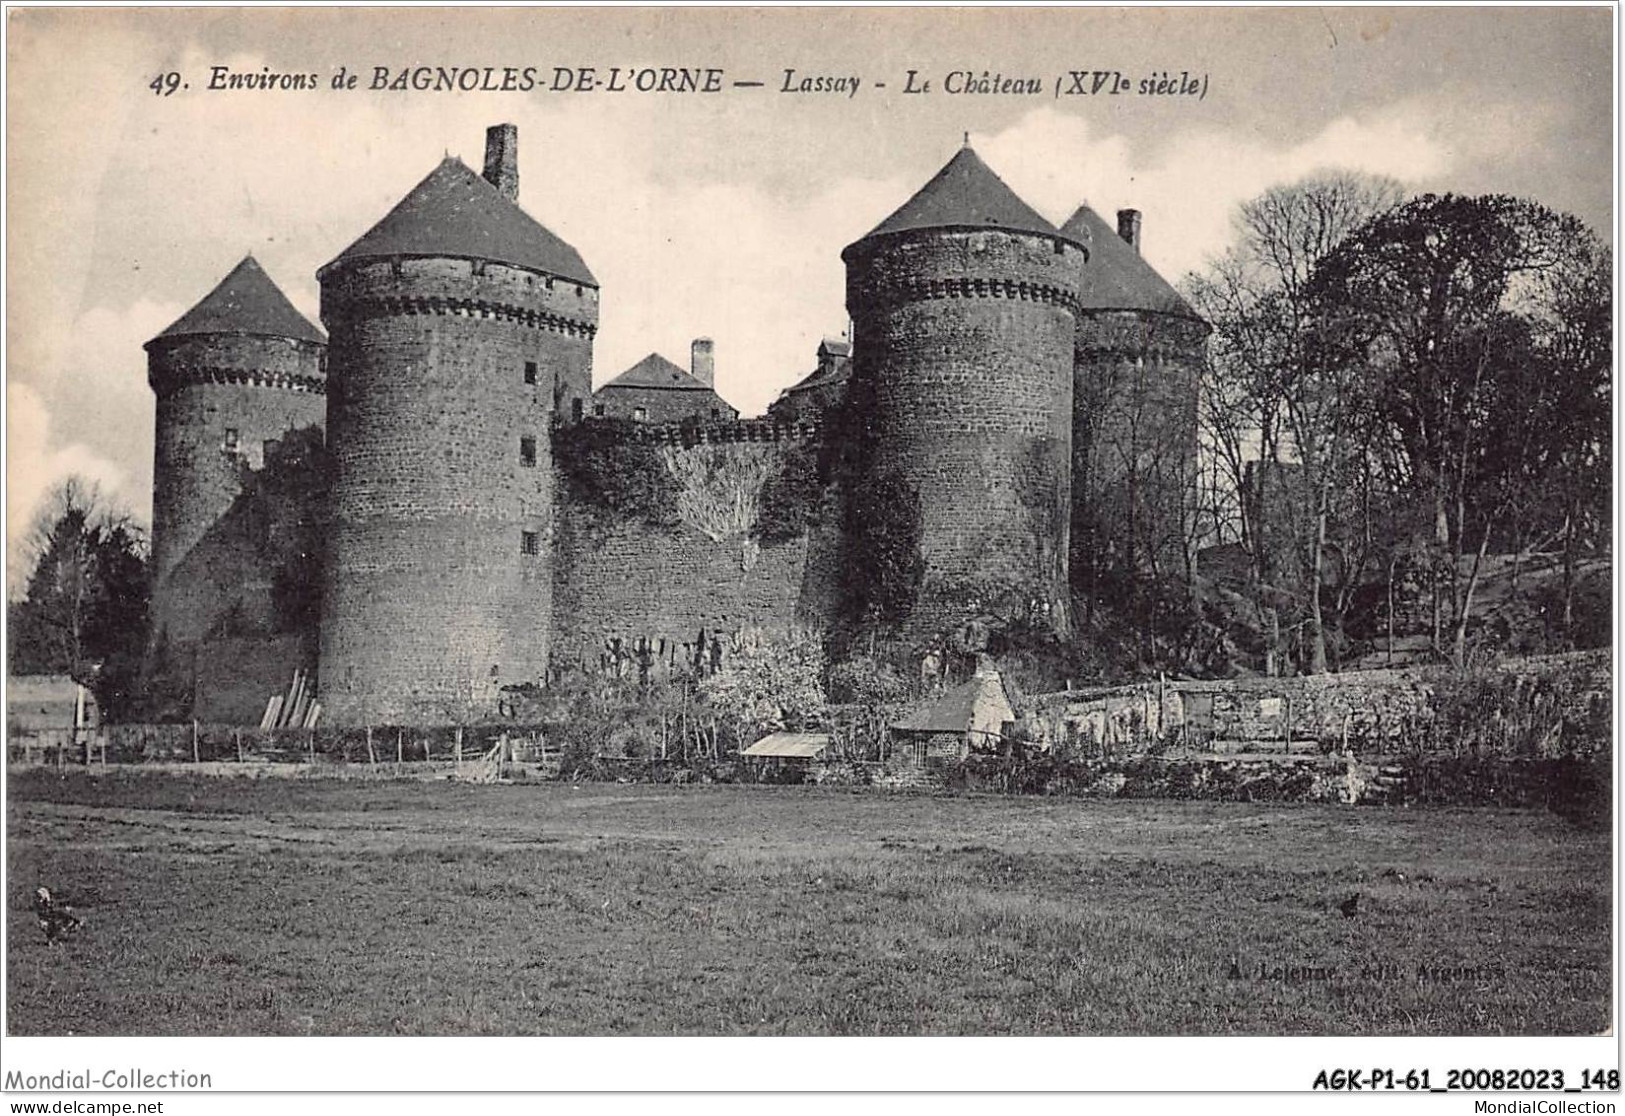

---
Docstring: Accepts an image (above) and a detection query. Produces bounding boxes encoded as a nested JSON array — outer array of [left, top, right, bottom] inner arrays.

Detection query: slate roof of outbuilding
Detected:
[[321, 157, 596, 286], [849, 146, 1065, 250], [892, 671, 1014, 737], [1060, 204, 1200, 319], [600, 353, 710, 392], [149, 256, 326, 346]]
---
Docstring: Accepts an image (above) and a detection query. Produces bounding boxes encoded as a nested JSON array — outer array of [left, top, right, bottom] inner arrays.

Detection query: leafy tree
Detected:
[[827, 654, 913, 758], [1307, 194, 1609, 664], [8, 479, 150, 718]]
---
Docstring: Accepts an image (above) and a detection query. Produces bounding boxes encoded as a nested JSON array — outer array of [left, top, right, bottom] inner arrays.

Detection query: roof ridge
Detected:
[[601, 352, 711, 391]]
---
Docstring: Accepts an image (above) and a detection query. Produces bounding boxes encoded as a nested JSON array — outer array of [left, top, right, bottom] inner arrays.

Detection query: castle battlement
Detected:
[[595, 417, 824, 447]]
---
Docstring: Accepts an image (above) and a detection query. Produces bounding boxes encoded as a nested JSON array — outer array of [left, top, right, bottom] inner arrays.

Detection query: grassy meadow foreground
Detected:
[[5, 771, 1611, 1035]]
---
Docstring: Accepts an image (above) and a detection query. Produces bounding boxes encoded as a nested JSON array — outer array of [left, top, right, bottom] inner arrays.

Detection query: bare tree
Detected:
[[1187, 171, 1403, 674]]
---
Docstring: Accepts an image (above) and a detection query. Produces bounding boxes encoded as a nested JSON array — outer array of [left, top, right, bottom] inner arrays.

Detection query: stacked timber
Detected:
[[258, 670, 323, 729]]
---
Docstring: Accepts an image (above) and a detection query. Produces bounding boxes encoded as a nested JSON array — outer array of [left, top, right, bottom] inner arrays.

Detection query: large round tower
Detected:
[[145, 255, 326, 648], [841, 147, 1086, 638], [316, 124, 597, 724], [1060, 206, 1207, 586]]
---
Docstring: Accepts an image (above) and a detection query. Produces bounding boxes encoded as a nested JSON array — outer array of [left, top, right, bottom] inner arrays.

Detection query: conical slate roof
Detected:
[[1061, 205, 1199, 319], [601, 353, 708, 392], [848, 147, 1062, 251], [322, 157, 595, 286], [149, 256, 325, 346]]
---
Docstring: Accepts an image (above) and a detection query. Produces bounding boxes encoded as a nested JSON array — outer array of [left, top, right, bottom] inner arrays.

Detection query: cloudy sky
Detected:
[[5, 6, 1613, 560]]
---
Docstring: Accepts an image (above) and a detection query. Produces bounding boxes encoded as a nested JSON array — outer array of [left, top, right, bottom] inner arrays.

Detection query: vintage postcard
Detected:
[[2, 4, 1616, 1104]]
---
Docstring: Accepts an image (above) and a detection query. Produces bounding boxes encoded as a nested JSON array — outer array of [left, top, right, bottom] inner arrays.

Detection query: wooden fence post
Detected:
[[454, 726, 463, 768], [235, 729, 243, 763], [192, 720, 200, 764], [307, 729, 315, 764], [1284, 696, 1294, 752], [396, 729, 404, 767], [366, 725, 376, 766]]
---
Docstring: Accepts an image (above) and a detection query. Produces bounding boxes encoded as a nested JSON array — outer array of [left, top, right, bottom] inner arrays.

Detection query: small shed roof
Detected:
[[743, 732, 831, 758], [892, 670, 1015, 739], [7, 675, 96, 731]]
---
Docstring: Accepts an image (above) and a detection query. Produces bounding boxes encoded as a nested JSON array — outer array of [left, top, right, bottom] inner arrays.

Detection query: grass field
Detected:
[[5, 770, 1612, 1036]]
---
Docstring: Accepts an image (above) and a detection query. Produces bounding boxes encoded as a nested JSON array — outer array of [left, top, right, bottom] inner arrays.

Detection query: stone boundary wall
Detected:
[[1021, 650, 1611, 757]]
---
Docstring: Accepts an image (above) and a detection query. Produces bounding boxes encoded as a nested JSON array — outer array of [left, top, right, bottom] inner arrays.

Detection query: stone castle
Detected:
[[145, 124, 1205, 726]]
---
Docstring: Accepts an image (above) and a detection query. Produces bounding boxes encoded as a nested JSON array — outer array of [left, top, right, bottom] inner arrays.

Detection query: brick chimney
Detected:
[[483, 124, 519, 201], [691, 337, 715, 388], [1117, 208, 1142, 254]]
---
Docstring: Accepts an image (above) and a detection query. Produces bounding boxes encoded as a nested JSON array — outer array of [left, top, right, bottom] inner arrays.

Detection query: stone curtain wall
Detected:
[[550, 438, 841, 676], [845, 229, 1085, 640], [318, 257, 595, 724], [147, 334, 325, 648]]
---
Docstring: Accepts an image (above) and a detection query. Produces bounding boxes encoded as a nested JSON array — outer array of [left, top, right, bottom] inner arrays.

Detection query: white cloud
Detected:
[[979, 100, 1482, 287], [6, 381, 137, 582]]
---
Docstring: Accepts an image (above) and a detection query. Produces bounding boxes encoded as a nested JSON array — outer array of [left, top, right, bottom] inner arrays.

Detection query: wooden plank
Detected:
[[282, 671, 305, 728]]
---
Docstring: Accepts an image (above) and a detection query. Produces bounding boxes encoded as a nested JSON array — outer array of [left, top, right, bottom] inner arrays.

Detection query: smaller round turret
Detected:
[[145, 255, 326, 648]]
